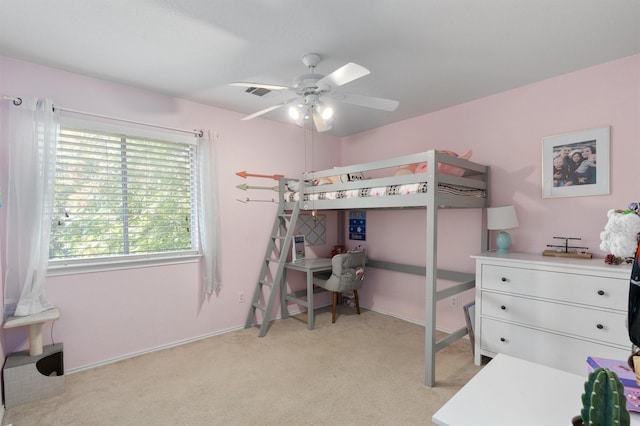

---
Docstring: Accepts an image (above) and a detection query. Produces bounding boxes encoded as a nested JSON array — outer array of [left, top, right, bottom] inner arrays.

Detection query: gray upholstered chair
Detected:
[[313, 251, 367, 323]]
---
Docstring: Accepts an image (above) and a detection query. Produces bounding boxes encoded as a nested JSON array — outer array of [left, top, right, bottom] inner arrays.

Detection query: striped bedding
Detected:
[[283, 182, 485, 202]]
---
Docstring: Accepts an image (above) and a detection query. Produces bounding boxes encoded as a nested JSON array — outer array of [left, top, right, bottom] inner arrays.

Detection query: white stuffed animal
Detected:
[[599, 208, 640, 258]]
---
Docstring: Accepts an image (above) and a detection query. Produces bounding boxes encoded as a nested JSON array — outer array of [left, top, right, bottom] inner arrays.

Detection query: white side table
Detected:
[[433, 353, 640, 425]]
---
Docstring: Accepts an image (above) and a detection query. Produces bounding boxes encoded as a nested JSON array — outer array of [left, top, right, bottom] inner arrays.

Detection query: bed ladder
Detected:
[[245, 201, 300, 337]]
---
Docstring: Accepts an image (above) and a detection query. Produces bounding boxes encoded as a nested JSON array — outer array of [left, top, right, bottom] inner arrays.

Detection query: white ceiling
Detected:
[[1, 1, 639, 137]]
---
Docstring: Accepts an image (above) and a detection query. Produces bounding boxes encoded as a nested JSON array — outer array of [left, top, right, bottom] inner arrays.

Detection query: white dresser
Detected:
[[472, 252, 633, 375]]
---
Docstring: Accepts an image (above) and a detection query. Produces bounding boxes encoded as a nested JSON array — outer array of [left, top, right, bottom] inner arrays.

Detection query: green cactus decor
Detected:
[[579, 367, 630, 426]]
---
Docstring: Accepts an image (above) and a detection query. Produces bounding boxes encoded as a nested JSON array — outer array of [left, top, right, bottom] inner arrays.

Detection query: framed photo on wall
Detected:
[[542, 126, 610, 198]]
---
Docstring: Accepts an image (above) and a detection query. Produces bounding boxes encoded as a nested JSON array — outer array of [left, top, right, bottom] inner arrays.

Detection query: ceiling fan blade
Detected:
[[242, 104, 285, 120], [312, 110, 332, 132], [338, 93, 399, 111], [317, 63, 370, 88], [241, 97, 299, 121], [230, 82, 290, 91]]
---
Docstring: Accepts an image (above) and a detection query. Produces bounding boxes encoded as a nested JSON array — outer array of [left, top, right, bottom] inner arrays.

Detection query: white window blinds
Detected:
[[50, 126, 198, 260]]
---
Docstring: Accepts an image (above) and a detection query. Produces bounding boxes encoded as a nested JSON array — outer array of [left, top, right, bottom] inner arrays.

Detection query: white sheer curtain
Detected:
[[198, 130, 221, 293], [3, 98, 59, 316]]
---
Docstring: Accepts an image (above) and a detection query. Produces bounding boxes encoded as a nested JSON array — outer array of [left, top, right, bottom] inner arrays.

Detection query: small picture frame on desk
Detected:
[[292, 235, 305, 262]]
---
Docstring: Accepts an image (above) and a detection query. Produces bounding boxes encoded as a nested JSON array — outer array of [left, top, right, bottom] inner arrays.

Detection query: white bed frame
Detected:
[[283, 150, 490, 387]]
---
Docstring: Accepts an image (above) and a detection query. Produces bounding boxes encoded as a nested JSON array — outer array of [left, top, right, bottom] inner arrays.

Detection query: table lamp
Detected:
[[487, 205, 519, 254]]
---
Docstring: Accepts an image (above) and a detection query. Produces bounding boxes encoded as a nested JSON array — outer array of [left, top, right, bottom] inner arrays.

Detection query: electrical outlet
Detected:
[[450, 296, 458, 307], [238, 291, 245, 303]]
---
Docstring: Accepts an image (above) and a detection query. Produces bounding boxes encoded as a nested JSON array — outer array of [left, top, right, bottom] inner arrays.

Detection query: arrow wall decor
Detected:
[[235, 171, 284, 180], [236, 183, 278, 192]]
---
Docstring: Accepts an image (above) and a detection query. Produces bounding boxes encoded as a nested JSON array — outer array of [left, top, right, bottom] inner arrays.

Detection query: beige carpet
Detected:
[[2, 308, 484, 426]]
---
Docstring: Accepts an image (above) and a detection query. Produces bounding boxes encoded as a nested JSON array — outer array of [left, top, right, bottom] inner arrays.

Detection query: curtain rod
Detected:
[[2, 95, 204, 138]]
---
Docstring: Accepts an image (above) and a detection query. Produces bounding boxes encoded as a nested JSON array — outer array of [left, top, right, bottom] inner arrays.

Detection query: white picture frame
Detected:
[[542, 126, 610, 198]]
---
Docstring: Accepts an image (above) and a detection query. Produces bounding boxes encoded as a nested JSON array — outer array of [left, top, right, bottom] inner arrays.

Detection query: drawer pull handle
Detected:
[[500, 305, 506, 310], [500, 337, 506, 342], [596, 324, 604, 330], [501, 277, 507, 282], [597, 290, 605, 296]]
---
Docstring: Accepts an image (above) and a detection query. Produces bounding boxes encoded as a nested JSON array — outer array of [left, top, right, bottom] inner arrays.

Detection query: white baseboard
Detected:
[[66, 324, 245, 374], [67, 303, 460, 375], [362, 304, 458, 333]]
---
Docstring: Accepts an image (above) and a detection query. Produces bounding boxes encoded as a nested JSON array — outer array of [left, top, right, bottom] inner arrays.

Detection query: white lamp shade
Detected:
[[487, 205, 519, 230]]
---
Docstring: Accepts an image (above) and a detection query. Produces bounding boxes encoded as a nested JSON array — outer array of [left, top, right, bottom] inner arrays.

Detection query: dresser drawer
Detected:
[[481, 264, 627, 310], [480, 318, 631, 375], [481, 292, 628, 346]]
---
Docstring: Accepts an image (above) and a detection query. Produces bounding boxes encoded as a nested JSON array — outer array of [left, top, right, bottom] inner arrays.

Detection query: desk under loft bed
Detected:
[[245, 150, 489, 387]]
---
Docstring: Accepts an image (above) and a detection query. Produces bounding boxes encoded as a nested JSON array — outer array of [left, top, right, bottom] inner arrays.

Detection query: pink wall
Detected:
[[0, 56, 341, 371], [343, 54, 640, 330], [1, 54, 638, 372]]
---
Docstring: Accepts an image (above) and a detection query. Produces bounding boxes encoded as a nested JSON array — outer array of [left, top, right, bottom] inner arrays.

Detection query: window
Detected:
[[49, 121, 200, 269]]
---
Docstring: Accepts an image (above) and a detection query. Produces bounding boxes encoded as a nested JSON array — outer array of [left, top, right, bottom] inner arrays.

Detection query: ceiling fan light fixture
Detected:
[[295, 114, 307, 127], [288, 106, 300, 120], [234, 53, 399, 129], [320, 105, 334, 121]]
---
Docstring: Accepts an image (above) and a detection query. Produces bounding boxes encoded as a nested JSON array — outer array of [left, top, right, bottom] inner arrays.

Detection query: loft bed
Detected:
[[281, 150, 489, 387]]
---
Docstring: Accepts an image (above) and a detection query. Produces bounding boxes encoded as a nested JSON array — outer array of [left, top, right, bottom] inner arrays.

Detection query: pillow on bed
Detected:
[[314, 175, 341, 185], [340, 172, 365, 182], [393, 164, 418, 176], [414, 149, 472, 176], [315, 172, 366, 185]]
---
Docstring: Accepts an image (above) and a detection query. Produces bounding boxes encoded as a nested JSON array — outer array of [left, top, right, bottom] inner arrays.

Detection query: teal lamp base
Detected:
[[496, 231, 512, 254]]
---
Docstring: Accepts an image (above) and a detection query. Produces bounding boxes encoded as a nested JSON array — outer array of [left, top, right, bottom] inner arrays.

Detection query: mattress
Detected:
[[283, 182, 486, 202]]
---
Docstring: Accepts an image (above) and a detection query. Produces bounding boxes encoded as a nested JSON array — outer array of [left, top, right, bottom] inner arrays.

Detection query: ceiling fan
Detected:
[[230, 53, 399, 132]]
